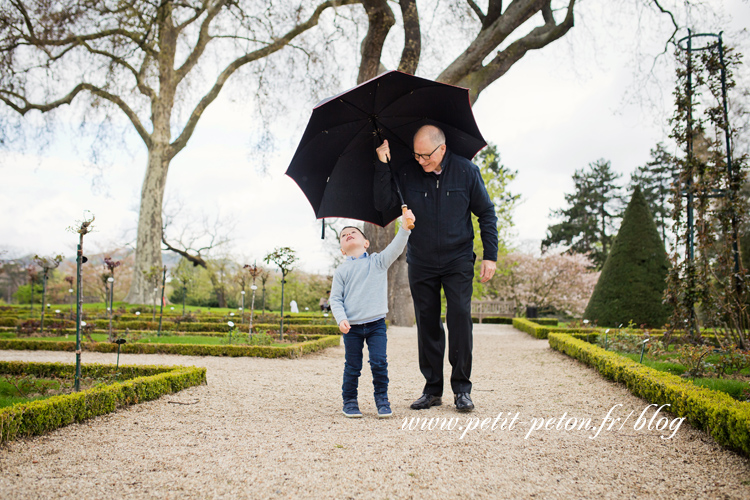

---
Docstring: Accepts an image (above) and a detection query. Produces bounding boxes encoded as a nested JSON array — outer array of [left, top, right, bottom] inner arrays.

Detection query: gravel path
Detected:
[[0, 324, 749, 499]]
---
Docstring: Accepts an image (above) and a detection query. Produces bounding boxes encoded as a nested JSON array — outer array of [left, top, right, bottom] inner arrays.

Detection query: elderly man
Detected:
[[374, 124, 498, 412]]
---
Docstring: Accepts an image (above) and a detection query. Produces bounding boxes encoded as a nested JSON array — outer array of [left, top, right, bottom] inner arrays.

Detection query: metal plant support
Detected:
[[107, 277, 114, 341], [157, 266, 167, 336], [75, 244, 83, 391], [676, 30, 741, 332]]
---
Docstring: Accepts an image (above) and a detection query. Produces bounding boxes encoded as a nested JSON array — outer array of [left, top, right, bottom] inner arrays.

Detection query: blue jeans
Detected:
[[341, 318, 388, 402]]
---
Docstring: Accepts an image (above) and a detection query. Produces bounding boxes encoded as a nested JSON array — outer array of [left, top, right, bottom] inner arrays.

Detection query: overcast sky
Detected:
[[2, 1, 749, 276]]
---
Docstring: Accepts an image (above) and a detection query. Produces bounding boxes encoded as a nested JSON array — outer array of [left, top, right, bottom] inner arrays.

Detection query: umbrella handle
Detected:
[[402, 205, 415, 230]]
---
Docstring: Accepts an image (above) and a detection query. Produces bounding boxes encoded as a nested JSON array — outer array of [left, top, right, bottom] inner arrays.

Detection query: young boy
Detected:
[[329, 210, 414, 418]]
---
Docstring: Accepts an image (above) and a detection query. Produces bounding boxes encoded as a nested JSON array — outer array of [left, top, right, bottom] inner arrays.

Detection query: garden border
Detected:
[[548, 332, 750, 456], [0, 335, 341, 359], [0, 361, 206, 443]]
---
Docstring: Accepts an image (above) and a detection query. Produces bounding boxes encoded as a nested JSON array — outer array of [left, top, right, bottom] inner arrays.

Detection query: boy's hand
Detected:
[[339, 320, 351, 334], [376, 140, 391, 163], [401, 209, 415, 229]]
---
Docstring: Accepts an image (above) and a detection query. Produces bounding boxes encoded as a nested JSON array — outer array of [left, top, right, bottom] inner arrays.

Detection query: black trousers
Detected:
[[408, 259, 474, 396]]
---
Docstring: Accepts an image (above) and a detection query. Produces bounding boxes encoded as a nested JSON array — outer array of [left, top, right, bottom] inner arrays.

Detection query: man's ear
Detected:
[[364, 240, 370, 250], [341, 248, 346, 256]]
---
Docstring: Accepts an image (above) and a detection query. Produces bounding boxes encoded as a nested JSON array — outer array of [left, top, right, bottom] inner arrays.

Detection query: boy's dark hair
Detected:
[[340, 226, 367, 240]]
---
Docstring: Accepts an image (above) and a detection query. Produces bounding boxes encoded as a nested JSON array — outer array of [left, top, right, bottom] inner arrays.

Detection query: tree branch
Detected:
[[169, 0, 360, 158], [397, 0, 420, 75], [445, 0, 576, 102], [485, 0, 504, 28], [438, 0, 544, 86], [650, 0, 680, 53], [0, 83, 152, 147], [161, 236, 207, 269], [358, 0, 395, 84], [466, 0, 486, 24], [175, 0, 229, 82]]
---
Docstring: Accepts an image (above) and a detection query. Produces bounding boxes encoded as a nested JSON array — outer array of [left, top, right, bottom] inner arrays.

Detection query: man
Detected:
[[374, 124, 498, 412]]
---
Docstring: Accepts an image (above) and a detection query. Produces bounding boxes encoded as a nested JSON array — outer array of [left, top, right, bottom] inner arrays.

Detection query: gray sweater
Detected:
[[330, 227, 410, 326]]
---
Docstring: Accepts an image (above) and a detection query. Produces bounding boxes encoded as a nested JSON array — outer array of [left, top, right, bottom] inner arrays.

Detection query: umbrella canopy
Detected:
[[286, 70, 486, 227]]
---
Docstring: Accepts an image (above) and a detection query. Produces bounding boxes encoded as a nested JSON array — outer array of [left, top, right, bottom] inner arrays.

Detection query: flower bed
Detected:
[[0, 361, 206, 443]]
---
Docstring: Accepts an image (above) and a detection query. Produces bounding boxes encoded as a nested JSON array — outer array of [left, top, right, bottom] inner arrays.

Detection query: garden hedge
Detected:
[[512, 318, 677, 342], [0, 335, 341, 359], [548, 332, 750, 456], [0, 361, 206, 443], [512, 318, 596, 339], [441, 316, 557, 325], [78, 320, 341, 335], [0, 321, 341, 336]]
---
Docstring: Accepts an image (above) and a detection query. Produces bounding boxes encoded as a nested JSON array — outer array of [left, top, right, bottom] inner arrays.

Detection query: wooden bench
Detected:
[[471, 300, 516, 323]]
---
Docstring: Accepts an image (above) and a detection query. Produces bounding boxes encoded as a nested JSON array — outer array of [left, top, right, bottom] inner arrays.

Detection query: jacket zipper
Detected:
[[436, 176, 441, 266]]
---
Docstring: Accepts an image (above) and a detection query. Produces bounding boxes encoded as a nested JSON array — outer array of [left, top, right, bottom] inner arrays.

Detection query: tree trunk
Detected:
[[209, 272, 227, 308], [365, 221, 415, 326], [124, 144, 170, 304]]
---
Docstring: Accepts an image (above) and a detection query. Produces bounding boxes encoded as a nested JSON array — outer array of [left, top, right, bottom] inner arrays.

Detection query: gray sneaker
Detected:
[[343, 400, 363, 418]]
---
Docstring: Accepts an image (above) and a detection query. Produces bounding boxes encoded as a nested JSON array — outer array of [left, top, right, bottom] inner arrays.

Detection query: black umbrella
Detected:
[[285, 70, 486, 228]]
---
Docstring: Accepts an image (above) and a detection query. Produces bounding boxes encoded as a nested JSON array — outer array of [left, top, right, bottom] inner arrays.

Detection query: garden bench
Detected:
[[471, 300, 516, 323]]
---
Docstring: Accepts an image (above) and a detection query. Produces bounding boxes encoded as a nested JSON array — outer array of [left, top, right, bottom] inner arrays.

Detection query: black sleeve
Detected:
[[470, 167, 499, 262], [373, 159, 399, 212]]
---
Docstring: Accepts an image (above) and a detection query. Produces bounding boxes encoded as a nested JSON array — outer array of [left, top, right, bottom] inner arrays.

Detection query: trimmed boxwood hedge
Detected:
[[533, 318, 560, 326], [0, 322, 341, 336], [0, 361, 206, 443], [548, 332, 750, 457], [512, 318, 663, 340], [511, 318, 593, 339], [0, 335, 341, 358], [77, 320, 342, 335]]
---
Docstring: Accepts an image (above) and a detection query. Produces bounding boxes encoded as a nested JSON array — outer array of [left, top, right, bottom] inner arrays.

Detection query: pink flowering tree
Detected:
[[493, 252, 600, 318]]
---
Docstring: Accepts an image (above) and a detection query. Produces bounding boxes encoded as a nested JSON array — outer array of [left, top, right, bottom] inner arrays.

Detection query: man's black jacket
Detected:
[[373, 149, 498, 269]]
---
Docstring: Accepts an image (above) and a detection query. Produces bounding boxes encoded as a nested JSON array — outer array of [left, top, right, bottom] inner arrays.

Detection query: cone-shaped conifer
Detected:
[[584, 186, 671, 327]]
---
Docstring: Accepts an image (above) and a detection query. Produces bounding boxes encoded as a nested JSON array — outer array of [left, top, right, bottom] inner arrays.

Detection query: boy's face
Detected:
[[340, 227, 369, 257]]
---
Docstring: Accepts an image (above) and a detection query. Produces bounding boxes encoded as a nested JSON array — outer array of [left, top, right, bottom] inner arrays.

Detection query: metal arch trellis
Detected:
[[675, 30, 743, 338]]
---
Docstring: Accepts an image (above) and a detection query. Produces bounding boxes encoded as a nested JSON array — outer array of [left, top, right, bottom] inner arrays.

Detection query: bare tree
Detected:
[[0, 0, 359, 303], [161, 202, 233, 269]]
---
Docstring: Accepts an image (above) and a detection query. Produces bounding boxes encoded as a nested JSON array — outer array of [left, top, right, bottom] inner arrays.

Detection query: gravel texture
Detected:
[[0, 324, 749, 499]]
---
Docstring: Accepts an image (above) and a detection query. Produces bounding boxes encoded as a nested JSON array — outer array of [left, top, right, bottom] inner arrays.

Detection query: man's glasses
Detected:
[[413, 144, 443, 161]]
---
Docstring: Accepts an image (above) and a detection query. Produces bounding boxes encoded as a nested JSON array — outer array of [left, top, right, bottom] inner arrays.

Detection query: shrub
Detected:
[[17, 319, 40, 335], [584, 187, 671, 328], [675, 344, 714, 378]]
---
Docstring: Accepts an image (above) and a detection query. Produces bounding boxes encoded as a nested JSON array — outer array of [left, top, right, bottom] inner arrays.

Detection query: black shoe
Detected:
[[454, 393, 474, 412], [410, 393, 442, 410]]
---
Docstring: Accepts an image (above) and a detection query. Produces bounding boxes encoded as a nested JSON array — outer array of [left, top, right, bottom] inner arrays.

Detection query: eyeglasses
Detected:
[[413, 144, 443, 161]]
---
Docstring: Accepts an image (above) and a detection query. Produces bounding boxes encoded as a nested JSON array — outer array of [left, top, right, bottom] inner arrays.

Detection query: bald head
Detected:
[[414, 125, 445, 146]]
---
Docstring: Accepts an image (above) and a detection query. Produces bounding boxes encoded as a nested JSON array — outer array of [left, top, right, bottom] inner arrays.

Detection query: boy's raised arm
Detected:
[[374, 210, 414, 270]]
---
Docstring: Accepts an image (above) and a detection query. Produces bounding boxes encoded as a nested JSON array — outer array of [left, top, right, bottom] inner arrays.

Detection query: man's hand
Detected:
[[339, 320, 351, 334], [376, 140, 391, 163], [479, 260, 496, 283]]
